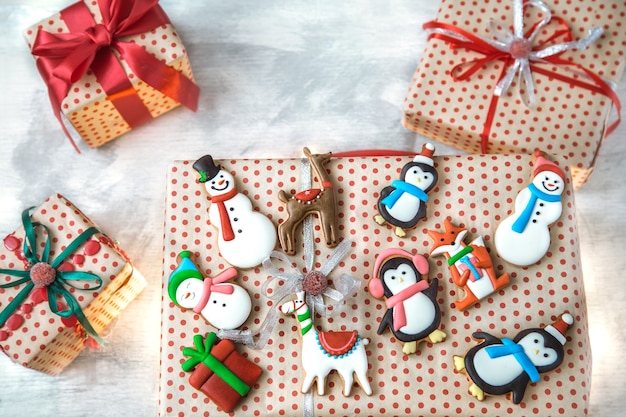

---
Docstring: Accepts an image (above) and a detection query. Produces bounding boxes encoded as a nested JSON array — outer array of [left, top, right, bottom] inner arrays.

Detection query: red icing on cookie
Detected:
[[317, 330, 358, 356], [3, 235, 20, 252]]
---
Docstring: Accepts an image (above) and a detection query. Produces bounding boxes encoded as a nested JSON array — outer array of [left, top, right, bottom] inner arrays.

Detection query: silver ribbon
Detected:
[[428, 0, 604, 107]]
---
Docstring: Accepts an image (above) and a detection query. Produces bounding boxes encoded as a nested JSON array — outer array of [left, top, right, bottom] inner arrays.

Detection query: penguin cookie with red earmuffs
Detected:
[[193, 155, 277, 269], [453, 313, 574, 405], [494, 150, 566, 266], [369, 248, 446, 354], [374, 143, 438, 238]]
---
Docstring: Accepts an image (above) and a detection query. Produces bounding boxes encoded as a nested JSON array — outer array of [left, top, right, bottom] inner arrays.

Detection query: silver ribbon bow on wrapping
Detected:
[[218, 155, 360, 350], [429, 0, 605, 107]]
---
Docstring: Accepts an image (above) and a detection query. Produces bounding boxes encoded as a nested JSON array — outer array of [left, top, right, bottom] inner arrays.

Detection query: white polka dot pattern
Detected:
[[159, 153, 590, 416], [402, 0, 626, 189], [23, 1, 195, 148]]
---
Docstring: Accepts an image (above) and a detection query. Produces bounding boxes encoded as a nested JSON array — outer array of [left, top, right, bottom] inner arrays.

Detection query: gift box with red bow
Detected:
[[24, 0, 199, 150], [0, 194, 147, 375], [402, 0, 625, 188]]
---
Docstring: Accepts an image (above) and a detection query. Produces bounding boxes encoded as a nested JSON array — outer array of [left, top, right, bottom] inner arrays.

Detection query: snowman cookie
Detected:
[[494, 150, 565, 266], [369, 248, 446, 354], [454, 313, 574, 405], [168, 251, 252, 330], [374, 143, 438, 237], [193, 155, 277, 268]]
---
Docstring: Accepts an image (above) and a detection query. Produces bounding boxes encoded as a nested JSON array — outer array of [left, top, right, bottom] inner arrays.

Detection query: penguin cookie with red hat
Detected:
[[494, 150, 566, 266], [453, 313, 574, 405], [374, 143, 438, 237], [369, 248, 446, 355]]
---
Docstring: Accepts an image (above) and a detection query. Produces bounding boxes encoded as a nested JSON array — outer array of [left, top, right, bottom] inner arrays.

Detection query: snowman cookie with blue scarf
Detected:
[[374, 143, 438, 237], [453, 313, 573, 405], [494, 150, 565, 266]]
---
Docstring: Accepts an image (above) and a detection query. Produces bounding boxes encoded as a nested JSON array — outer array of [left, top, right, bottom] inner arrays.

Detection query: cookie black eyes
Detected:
[[534, 339, 539, 343], [544, 353, 549, 358]]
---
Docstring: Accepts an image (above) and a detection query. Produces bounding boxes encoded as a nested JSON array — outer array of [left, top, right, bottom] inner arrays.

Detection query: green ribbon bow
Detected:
[[182, 332, 251, 397], [0, 207, 106, 345]]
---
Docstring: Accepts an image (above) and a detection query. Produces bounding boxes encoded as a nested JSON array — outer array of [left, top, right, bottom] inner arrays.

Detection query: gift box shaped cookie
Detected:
[[160, 150, 590, 416], [24, 0, 199, 149], [402, 0, 625, 188], [0, 194, 147, 375]]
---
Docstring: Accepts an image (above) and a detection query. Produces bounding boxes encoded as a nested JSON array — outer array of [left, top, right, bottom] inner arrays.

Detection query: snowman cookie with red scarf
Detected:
[[193, 155, 277, 269], [369, 248, 446, 354]]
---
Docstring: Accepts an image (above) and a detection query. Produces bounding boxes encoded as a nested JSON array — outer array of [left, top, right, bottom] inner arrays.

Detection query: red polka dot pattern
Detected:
[[159, 153, 590, 416], [0, 194, 147, 375], [402, 0, 626, 189], [23, 3, 195, 148]]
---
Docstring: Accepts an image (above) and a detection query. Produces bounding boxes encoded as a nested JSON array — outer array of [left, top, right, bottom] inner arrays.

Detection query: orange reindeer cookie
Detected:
[[278, 147, 338, 255], [428, 219, 509, 311]]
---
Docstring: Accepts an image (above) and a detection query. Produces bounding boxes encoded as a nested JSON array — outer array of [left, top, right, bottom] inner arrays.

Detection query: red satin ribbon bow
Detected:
[[31, 0, 200, 150], [424, 4, 621, 153]]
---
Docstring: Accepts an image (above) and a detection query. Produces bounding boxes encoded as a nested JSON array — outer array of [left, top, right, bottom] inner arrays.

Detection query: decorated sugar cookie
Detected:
[[494, 150, 565, 266], [278, 147, 338, 255], [279, 291, 372, 396], [168, 251, 252, 330], [193, 155, 277, 268], [369, 248, 446, 354], [374, 143, 438, 237], [454, 313, 574, 405], [428, 219, 510, 311]]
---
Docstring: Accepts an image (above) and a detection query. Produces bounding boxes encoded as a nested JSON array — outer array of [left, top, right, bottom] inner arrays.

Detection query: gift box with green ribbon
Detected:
[[182, 332, 263, 413], [23, 0, 200, 150], [0, 194, 147, 375]]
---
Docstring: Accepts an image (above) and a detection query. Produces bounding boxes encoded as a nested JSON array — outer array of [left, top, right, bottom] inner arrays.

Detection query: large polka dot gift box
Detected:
[[0, 194, 147, 375], [402, 0, 626, 189], [159, 150, 590, 416], [23, 0, 199, 149]]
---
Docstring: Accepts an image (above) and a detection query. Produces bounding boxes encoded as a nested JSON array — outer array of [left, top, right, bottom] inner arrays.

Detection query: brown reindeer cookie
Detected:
[[278, 147, 338, 255]]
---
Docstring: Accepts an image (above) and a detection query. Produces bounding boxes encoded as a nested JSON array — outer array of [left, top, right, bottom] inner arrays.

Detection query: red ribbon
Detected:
[[31, 0, 200, 151], [424, 16, 621, 154]]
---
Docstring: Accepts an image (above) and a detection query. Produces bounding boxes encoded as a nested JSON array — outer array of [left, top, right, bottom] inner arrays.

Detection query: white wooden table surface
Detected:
[[0, 1, 624, 416]]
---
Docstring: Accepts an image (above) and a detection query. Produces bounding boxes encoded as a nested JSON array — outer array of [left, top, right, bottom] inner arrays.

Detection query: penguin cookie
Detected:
[[453, 313, 574, 405], [369, 248, 446, 354], [428, 219, 510, 311], [374, 143, 438, 237], [494, 150, 565, 266], [193, 155, 277, 268], [168, 251, 252, 330]]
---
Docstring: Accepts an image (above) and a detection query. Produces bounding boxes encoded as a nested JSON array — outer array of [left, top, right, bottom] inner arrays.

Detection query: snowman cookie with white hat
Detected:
[[374, 143, 438, 237], [193, 155, 277, 269], [494, 150, 565, 266]]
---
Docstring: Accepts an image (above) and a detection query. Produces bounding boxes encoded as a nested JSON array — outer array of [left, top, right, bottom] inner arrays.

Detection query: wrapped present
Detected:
[[402, 0, 625, 188], [159, 149, 591, 416], [182, 332, 263, 413], [24, 0, 199, 150], [0, 194, 147, 375]]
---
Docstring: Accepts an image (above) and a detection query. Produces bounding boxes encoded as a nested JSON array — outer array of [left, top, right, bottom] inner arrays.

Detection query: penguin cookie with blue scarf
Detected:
[[374, 143, 438, 237], [494, 150, 565, 266], [453, 313, 573, 405]]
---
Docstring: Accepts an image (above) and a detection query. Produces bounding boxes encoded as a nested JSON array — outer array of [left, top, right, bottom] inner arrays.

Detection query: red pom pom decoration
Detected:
[[302, 271, 328, 296], [30, 262, 56, 288], [509, 38, 532, 59]]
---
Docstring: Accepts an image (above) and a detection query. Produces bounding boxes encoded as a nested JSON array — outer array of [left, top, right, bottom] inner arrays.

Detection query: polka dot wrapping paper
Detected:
[[23, 0, 197, 148], [0, 194, 147, 376], [402, 0, 626, 189], [159, 152, 590, 416]]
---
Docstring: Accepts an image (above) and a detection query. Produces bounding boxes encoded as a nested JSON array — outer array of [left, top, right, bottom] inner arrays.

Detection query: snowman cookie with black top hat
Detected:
[[374, 143, 438, 237], [193, 155, 277, 269]]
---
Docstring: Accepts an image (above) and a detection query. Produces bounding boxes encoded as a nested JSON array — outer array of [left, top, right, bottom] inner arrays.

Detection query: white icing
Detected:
[[495, 171, 564, 266], [280, 292, 372, 396], [205, 169, 276, 268], [384, 167, 434, 223], [471, 332, 558, 387], [382, 264, 436, 334], [175, 278, 252, 330]]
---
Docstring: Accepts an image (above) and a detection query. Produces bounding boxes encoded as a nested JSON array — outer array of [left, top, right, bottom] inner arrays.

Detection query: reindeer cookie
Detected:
[[369, 248, 446, 354], [374, 143, 438, 237], [279, 291, 372, 396], [168, 251, 252, 330], [454, 313, 573, 405], [428, 219, 510, 311], [278, 147, 338, 255]]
